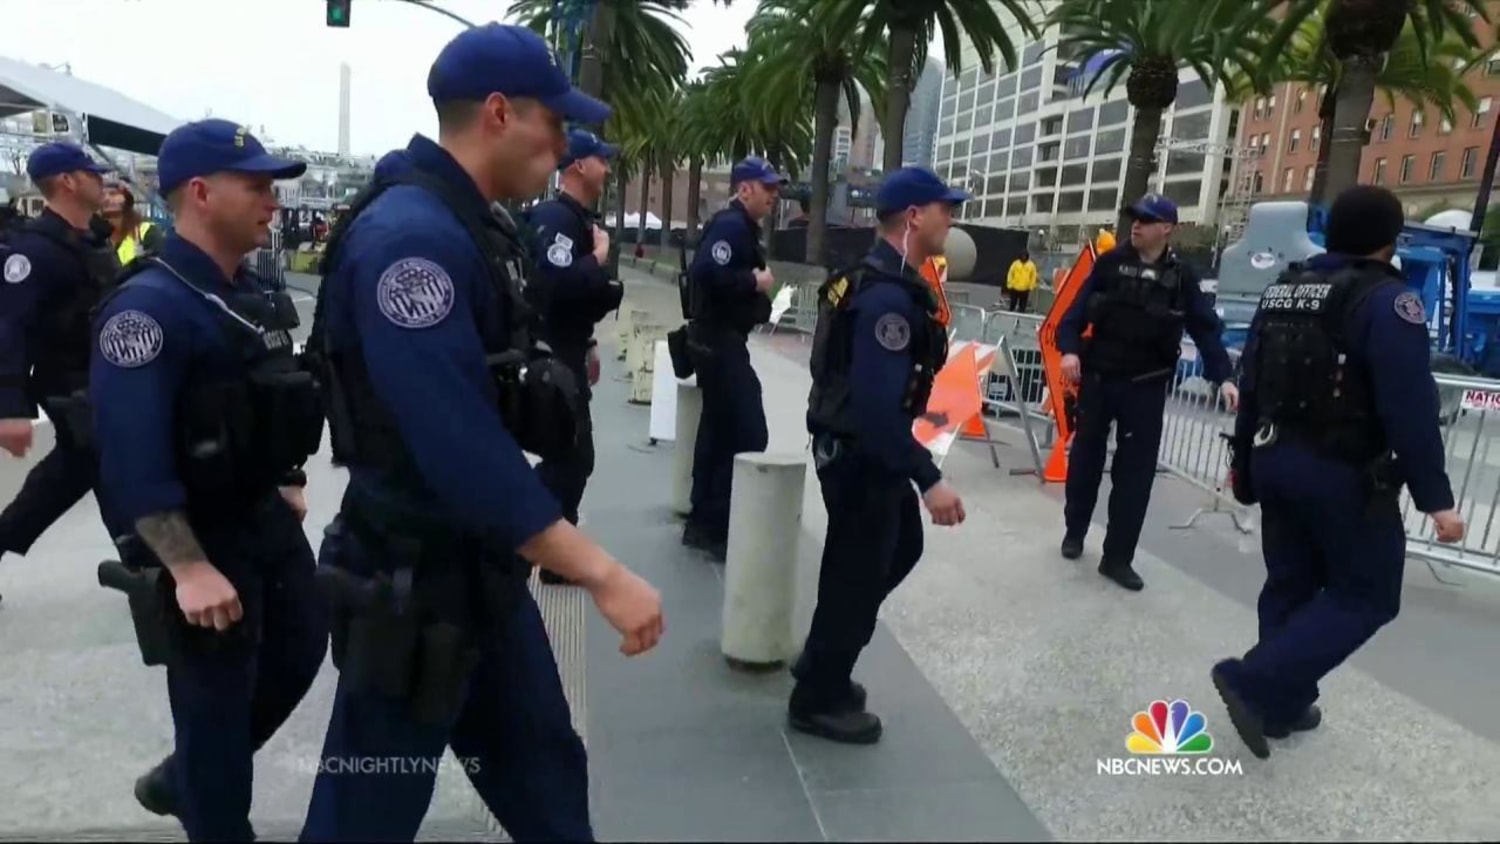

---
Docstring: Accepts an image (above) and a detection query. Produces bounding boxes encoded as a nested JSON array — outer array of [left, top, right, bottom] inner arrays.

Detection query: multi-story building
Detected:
[[932, 0, 1243, 245], [1230, 7, 1500, 222], [903, 58, 945, 168]]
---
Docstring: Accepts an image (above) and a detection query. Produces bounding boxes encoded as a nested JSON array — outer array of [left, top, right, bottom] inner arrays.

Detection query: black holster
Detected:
[[97, 557, 174, 667], [1363, 453, 1401, 518], [490, 349, 581, 462], [666, 325, 694, 379], [1227, 432, 1256, 505], [40, 388, 94, 451]]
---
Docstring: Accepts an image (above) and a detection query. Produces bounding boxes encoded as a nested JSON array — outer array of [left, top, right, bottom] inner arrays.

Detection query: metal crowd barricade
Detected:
[[1155, 342, 1254, 534], [980, 310, 1050, 445], [246, 227, 286, 292], [1402, 373, 1500, 579]]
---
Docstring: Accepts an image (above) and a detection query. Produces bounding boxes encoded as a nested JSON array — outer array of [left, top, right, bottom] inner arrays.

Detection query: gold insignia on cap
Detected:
[[233, 125, 248, 148]]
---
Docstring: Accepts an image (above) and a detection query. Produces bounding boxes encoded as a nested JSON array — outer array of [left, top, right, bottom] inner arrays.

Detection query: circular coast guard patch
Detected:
[[711, 240, 732, 266], [875, 313, 911, 351], [98, 309, 165, 368], [3, 253, 30, 283], [377, 257, 456, 329], [1393, 291, 1426, 325]]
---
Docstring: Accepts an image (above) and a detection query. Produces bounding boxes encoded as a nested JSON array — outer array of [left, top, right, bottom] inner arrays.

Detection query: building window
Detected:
[[1487, 57, 1500, 76], [1373, 158, 1387, 184], [1440, 116, 1453, 134], [1409, 111, 1424, 137], [1430, 150, 1445, 181], [1260, 132, 1271, 148], [1288, 129, 1301, 152], [1303, 165, 1315, 191], [1311, 125, 1321, 149], [1252, 171, 1263, 193], [1474, 97, 1492, 128], [1253, 98, 1265, 119], [1282, 167, 1295, 192], [1294, 90, 1306, 114], [1461, 146, 1479, 179], [1379, 114, 1394, 140], [1269, 94, 1277, 112], [1399, 154, 1415, 183]]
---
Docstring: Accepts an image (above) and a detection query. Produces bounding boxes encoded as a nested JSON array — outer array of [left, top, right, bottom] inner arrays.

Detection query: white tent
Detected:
[[621, 211, 664, 230]]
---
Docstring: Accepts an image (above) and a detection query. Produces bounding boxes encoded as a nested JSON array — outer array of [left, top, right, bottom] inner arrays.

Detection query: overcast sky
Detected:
[[0, 0, 763, 157]]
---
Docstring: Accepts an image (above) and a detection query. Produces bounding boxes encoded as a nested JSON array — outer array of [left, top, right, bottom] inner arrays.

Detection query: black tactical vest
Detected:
[[1084, 255, 1187, 378], [309, 166, 578, 486], [687, 206, 770, 335], [24, 216, 121, 392], [806, 262, 948, 437], [100, 258, 323, 514], [1250, 262, 1400, 463]]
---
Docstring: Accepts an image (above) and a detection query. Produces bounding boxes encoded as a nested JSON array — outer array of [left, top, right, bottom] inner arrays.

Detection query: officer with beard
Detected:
[[526, 129, 625, 585], [794, 167, 968, 744]]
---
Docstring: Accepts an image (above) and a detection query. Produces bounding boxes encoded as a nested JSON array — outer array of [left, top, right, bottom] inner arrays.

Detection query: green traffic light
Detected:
[[327, 1, 350, 27]]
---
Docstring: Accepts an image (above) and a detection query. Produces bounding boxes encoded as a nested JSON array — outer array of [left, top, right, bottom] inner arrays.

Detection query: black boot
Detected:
[[134, 756, 178, 818], [1211, 659, 1269, 759], [1060, 534, 1084, 559], [1098, 559, 1143, 591], [681, 523, 727, 562], [1265, 705, 1322, 739]]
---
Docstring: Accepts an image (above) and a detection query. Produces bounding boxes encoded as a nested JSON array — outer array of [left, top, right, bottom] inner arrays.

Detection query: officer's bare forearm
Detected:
[[134, 511, 210, 575], [518, 519, 617, 588]]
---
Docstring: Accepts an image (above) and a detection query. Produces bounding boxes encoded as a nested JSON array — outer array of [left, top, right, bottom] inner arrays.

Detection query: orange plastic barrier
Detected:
[[914, 344, 983, 456], [920, 255, 952, 328], [1036, 243, 1099, 482]]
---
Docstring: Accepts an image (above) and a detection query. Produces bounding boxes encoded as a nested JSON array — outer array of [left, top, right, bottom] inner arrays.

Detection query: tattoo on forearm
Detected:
[[135, 511, 207, 567]]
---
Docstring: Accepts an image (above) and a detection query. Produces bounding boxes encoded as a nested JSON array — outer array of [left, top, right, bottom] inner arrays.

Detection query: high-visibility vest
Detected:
[[116, 221, 154, 264]]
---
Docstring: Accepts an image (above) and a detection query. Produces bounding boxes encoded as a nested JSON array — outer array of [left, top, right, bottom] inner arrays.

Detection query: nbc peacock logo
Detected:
[[1128, 698, 1213, 754]]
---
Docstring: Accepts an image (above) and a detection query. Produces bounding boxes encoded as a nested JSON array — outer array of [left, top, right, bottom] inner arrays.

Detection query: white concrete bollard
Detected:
[[618, 308, 648, 361], [671, 381, 702, 516], [628, 320, 666, 404], [721, 452, 807, 671]]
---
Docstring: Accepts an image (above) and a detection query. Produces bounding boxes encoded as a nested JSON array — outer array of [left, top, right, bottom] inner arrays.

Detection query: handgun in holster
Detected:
[[1362, 453, 1401, 518], [97, 538, 174, 667]]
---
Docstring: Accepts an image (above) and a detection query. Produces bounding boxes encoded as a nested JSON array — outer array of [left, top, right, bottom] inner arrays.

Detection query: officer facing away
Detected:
[[301, 24, 663, 842], [89, 120, 328, 840], [797, 167, 969, 744], [0, 142, 120, 605], [682, 156, 782, 560], [527, 129, 625, 586], [1056, 194, 1238, 591], [1213, 185, 1463, 759]]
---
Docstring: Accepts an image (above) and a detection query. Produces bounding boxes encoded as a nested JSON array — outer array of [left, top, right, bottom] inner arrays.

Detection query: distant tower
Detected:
[[338, 62, 352, 157]]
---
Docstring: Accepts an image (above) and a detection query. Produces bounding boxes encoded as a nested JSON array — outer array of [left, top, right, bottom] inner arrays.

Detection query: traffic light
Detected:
[[326, 0, 351, 27]]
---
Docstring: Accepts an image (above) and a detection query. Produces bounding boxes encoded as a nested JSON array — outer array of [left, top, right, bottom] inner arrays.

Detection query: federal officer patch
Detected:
[[98, 309, 164, 368], [376, 257, 455, 329], [711, 240, 732, 266], [547, 241, 573, 268], [874, 313, 910, 351], [1393, 291, 1426, 325], [3, 253, 30, 283]]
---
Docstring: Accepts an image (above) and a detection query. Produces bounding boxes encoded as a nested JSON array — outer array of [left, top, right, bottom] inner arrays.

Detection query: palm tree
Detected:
[[743, 0, 885, 264], [826, 0, 1036, 174], [1050, 0, 1285, 235], [1268, 0, 1493, 200], [1230, 8, 1490, 205], [572, 1, 741, 105]]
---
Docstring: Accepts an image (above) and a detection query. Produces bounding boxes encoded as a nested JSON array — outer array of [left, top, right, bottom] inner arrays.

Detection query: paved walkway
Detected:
[[0, 266, 1497, 840]]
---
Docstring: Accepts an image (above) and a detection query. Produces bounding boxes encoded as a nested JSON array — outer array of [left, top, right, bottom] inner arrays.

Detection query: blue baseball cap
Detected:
[[1125, 193, 1179, 224], [156, 119, 307, 196], [874, 167, 969, 216], [27, 142, 111, 180], [427, 23, 610, 126], [559, 129, 618, 170], [730, 157, 786, 187]]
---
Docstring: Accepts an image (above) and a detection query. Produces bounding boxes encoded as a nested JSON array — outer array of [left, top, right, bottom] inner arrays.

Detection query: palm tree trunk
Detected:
[[1117, 105, 1164, 235], [1308, 86, 1337, 205], [636, 164, 651, 247], [807, 79, 842, 265], [882, 24, 919, 174], [613, 168, 627, 237], [660, 164, 675, 248], [577, 2, 614, 105], [685, 157, 704, 243], [1323, 55, 1381, 201]]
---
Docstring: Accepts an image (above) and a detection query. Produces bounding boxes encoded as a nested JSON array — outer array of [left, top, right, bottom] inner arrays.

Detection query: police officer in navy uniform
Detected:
[[89, 120, 328, 840], [681, 157, 781, 560], [1213, 185, 1462, 759], [526, 129, 624, 585], [795, 167, 969, 744], [0, 143, 120, 603], [300, 24, 662, 842], [1056, 194, 1238, 591]]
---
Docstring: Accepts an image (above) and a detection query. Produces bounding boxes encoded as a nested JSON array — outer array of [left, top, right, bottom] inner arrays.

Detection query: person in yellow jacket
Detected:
[[102, 183, 162, 264], [1005, 249, 1039, 312]]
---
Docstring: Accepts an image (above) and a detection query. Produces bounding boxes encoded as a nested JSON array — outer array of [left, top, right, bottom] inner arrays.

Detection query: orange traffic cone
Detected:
[[1043, 434, 1070, 483]]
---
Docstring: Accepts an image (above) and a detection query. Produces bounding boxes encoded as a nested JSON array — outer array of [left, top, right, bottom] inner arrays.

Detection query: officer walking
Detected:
[[1214, 185, 1463, 758], [526, 129, 625, 585], [89, 120, 328, 840], [795, 167, 968, 744], [300, 24, 662, 842], [1056, 194, 1238, 591], [681, 157, 781, 560], [0, 142, 121, 605]]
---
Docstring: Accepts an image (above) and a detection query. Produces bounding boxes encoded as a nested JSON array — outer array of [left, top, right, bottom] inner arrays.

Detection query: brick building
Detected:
[[617, 163, 735, 232], [1229, 6, 1500, 220]]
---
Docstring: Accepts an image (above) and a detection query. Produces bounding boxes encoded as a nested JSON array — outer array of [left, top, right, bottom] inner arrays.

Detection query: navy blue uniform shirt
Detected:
[[1057, 244, 1233, 383], [0, 209, 109, 418], [526, 191, 623, 348], [320, 135, 562, 552], [845, 241, 943, 493], [91, 234, 287, 525], [1233, 252, 1454, 512], [688, 200, 768, 328]]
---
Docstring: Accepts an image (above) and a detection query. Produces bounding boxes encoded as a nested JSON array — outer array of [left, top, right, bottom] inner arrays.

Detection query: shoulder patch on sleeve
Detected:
[[4, 253, 31, 283], [546, 237, 573, 268], [874, 312, 911, 351], [1393, 290, 1426, 325], [710, 240, 732, 266], [98, 309, 164, 368], [376, 257, 455, 329]]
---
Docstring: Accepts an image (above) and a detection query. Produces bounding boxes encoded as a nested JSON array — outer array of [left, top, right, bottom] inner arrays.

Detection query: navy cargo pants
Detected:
[[534, 345, 595, 526], [299, 517, 591, 843], [1063, 373, 1169, 563], [0, 413, 101, 556], [687, 327, 768, 539], [164, 494, 329, 841], [1216, 440, 1405, 727]]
